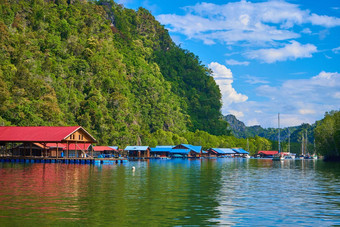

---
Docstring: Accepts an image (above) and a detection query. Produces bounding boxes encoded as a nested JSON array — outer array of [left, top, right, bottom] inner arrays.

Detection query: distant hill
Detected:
[[224, 114, 315, 144]]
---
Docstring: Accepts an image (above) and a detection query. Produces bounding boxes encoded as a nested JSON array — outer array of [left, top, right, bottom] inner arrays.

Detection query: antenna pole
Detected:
[[278, 113, 280, 153]]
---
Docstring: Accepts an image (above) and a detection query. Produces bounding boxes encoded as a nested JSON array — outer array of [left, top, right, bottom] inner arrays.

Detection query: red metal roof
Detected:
[[258, 150, 278, 155], [92, 146, 116, 152], [0, 126, 96, 143]]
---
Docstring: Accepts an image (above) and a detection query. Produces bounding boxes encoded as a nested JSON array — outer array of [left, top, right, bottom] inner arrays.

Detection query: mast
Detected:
[[301, 134, 304, 156], [247, 138, 249, 153], [288, 129, 290, 154], [305, 130, 308, 156], [278, 113, 280, 153]]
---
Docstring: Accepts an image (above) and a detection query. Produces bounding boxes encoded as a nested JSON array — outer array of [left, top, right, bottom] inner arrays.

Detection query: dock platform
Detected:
[[0, 156, 127, 164]]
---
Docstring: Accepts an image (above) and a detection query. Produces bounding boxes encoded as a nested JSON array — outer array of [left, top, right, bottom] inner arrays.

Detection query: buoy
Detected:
[[132, 166, 135, 171]]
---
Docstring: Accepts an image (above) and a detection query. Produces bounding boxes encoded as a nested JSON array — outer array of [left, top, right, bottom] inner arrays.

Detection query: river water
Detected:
[[0, 159, 339, 226]]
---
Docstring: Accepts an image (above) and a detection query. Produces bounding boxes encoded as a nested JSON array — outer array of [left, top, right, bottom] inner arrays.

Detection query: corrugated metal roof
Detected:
[[179, 144, 202, 153], [124, 146, 149, 151], [169, 149, 189, 154], [156, 145, 175, 148], [232, 148, 249, 154], [151, 147, 173, 152], [93, 146, 116, 152], [211, 148, 235, 154], [108, 146, 119, 150], [0, 126, 97, 143], [258, 151, 278, 155]]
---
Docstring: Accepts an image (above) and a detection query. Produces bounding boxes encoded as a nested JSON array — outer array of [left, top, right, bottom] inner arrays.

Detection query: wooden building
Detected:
[[92, 146, 118, 158], [208, 148, 236, 157], [150, 146, 174, 158], [0, 126, 97, 158], [257, 150, 278, 158], [171, 144, 202, 158], [125, 146, 150, 158]]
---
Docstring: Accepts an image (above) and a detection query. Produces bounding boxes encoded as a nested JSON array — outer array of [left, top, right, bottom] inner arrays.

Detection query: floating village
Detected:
[[0, 126, 313, 164]]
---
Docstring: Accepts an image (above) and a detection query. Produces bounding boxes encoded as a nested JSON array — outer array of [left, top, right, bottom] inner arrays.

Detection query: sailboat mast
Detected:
[[305, 130, 308, 155], [247, 138, 249, 153], [288, 129, 290, 154], [278, 113, 280, 153], [301, 134, 304, 156]]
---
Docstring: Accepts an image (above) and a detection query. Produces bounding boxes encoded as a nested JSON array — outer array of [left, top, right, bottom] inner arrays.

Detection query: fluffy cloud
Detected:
[[246, 41, 317, 63], [157, 0, 340, 46], [208, 62, 248, 109], [231, 71, 340, 127]]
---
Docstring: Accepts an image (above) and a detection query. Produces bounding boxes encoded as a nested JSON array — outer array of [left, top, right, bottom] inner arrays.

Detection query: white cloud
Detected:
[[334, 92, 340, 99], [208, 62, 248, 109], [227, 71, 340, 127], [332, 46, 340, 53], [157, 0, 340, 45], [229, 110, 244, 119], [308, 14, 340, 27], [246, 41, 317, 63], [226, 59, 250, 66], [301, 28, 312, 34], [298, 109, 316, 115], [246, 118, 260, 126]]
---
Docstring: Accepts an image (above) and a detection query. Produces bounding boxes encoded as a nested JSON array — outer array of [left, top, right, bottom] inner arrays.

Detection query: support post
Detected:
[[67, 141, 69, 158], [57, 143, 59, 158]]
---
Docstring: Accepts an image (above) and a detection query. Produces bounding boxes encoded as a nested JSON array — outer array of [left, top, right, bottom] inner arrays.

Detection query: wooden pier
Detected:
[[0, 156, 127, 164]]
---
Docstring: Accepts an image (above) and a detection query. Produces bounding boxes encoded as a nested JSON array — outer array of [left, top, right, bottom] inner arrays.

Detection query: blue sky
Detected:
[[117, 0, 340, 128]]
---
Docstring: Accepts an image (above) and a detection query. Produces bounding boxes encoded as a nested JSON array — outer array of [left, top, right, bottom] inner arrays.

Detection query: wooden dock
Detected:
[[0, 156, 127, 164]]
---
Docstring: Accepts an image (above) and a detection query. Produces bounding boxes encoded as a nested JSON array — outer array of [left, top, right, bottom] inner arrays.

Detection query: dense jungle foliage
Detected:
[[0, 0, 273, 153], [314, 111, 340, 159]]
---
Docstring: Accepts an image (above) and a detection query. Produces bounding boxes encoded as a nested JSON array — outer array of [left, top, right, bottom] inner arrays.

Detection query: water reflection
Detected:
[[0, 159, 340, 226]]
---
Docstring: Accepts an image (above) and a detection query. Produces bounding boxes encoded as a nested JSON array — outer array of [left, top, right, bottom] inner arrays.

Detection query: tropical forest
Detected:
[[0, 0, 338, 158]]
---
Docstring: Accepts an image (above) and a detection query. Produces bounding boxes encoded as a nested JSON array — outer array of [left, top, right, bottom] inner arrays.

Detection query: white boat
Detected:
[[284, 154, 295, 159], [273, 154, 285, 161]]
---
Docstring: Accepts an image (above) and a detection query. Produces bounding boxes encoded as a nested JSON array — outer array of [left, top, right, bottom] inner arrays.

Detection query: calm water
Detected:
[[0, 159, 340, 226]]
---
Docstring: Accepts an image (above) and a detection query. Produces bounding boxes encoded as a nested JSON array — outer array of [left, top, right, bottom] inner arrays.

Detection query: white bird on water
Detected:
[[132, 166, 135, 172]]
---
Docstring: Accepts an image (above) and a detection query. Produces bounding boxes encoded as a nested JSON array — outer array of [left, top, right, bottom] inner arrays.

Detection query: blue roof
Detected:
[[156, 146, 175, 148], [232, 148, 249, 154], [169, 149, 190, 154], [108, 146, 118, 150], [124, 146, 149, 151], [150, 147, 173, 152], [179, 144, 202, 153], [211, 148, 235, 154]]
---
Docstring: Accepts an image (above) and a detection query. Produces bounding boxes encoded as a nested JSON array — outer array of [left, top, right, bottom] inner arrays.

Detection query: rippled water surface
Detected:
[[0, 159, 340, 226]]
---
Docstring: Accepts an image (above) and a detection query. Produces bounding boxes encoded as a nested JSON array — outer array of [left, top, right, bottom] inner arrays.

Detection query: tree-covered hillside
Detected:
[[0, 0, 230, 146], [315, 110, 340, 160]]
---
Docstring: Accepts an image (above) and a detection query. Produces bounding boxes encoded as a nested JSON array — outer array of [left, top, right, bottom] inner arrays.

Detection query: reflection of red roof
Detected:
[[258, 151, 278, 155], [0, 126, 96, 142], [93, 146, 116, 152]]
